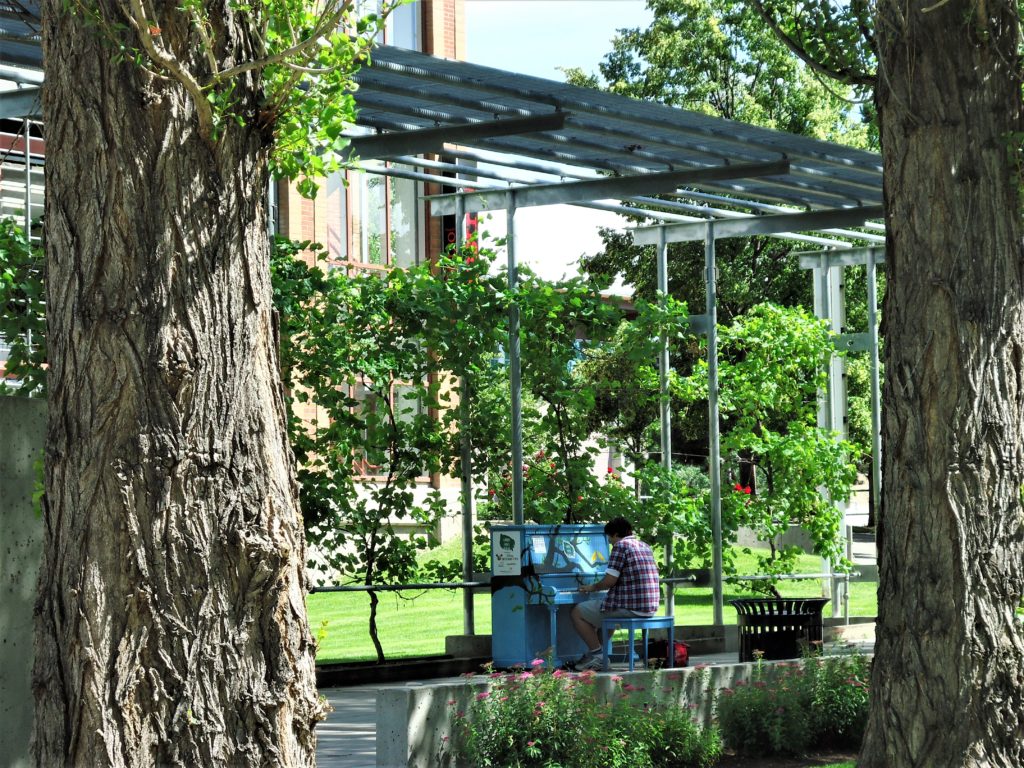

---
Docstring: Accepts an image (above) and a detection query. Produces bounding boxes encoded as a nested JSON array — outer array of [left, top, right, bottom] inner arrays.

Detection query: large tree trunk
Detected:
[[861, 0, 1024, 765], [32, 1, 324, 765]]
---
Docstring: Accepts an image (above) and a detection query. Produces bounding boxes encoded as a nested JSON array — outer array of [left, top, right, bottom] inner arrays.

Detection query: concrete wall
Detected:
[[0, 397, 45, 768], [376, 654, 872, 768]]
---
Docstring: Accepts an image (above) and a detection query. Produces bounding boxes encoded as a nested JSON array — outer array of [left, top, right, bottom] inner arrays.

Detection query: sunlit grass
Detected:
[[308, 545, 877, 664]]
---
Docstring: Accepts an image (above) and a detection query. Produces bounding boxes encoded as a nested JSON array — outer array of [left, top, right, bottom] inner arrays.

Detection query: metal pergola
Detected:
[[0, 6, 884, 629]]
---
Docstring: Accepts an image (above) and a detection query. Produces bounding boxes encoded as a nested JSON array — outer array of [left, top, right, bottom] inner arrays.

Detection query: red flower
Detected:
[[744, 486, 752, 494], [734, 483, 743, 491], [607, 467, 614, 474]]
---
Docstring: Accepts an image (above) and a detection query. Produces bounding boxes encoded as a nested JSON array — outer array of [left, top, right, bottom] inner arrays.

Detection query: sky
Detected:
[[461, 0, 654, 284]]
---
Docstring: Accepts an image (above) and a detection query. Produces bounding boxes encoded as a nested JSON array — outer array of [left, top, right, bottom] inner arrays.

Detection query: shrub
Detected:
[[804, 652, 871, 748], [451, 661, 721, 768], [716, 649, 870, 757]]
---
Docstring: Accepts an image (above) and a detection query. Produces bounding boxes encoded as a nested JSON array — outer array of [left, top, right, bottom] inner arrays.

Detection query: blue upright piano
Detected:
[[490, 524, 610, 668]]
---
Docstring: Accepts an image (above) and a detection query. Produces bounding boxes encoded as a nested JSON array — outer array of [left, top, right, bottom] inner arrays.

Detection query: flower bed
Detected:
[[446, 660, 722, 768]]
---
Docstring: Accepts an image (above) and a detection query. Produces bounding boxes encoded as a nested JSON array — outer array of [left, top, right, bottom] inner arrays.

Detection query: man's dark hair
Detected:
[[604, 517, 633, 538]]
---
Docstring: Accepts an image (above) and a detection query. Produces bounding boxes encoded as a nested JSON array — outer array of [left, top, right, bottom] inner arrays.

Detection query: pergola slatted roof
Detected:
[[352, 46, 882, 213], [0, 2, 884, 241], [0, 0, 40, 71]]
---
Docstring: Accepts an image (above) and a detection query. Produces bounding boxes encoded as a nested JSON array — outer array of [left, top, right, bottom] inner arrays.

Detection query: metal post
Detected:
[[706, 223, 724, 625], [815, 254, 849, 617], [508, 197, 524, 525], [23, 119, 31, 233], [456, 194, 476, 635], [657, 227, 674, 617], [867, 250, 882, 534]]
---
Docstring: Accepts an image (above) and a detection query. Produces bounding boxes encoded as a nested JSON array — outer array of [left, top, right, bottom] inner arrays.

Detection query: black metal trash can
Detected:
[[730, 597, 830, 662]]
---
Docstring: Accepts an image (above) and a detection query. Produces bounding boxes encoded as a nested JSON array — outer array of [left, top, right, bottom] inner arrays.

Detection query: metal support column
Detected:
[[508, 197, 524, 525], [706, 223, 724, 625], [657, 228, 674, 617], [866, 250, 882, 535], [814, 255, 849, 617], [456, 194, 476, 634]]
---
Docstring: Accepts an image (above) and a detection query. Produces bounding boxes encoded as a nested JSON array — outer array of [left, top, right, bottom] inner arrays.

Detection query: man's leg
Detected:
[[571, 601, 603, 652]]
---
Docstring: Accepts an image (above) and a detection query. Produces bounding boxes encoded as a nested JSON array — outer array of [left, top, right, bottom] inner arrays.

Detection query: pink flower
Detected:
[[476, 691, 490, 701], [517, 671, 532, 680], [530, 658, 545, 668], [553, 669, 567, 678], [527, 741, 535, 747], [611, 675, 623, 683]]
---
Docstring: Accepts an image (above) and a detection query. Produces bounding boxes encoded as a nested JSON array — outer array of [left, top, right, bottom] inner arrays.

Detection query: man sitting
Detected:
[[571, 516, 661, 671]]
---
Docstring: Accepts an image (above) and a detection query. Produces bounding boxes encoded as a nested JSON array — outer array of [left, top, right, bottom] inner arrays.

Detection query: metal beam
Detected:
[[797, 246, 887, 269], [634, 205, 884, 244], [0, 65, 43, 85], [0, 87, 40, 119], [429, 159, 790, 215], [346, 112, 567, 160]]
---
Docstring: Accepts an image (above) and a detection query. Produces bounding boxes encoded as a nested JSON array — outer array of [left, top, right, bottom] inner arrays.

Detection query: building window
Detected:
[[343, 166, 420, 272]]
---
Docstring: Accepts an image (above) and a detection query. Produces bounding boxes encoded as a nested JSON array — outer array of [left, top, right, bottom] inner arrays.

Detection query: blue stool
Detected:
[[600, 615, 676, 672]]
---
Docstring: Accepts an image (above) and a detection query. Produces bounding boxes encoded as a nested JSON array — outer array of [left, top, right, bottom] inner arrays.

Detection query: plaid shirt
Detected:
[[602, 535, 660, 614]]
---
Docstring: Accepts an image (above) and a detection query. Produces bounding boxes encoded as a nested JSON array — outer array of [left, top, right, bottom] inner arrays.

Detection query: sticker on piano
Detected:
[[492, 530, 522, 576]]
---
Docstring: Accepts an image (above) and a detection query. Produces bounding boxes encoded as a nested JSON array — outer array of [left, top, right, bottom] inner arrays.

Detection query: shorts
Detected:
[[575, 598, 653, 628]]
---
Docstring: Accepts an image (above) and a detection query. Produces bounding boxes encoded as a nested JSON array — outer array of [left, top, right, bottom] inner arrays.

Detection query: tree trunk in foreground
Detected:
[[861, 0, 1024, 765], [32, 2, 323, 765]]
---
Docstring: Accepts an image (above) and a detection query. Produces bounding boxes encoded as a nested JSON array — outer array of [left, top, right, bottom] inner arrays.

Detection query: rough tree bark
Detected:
[[861, 0, 1024, 765], [32, 1, 324, 765]]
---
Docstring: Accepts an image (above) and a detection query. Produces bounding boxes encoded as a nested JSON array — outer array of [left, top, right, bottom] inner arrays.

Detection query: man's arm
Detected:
[[580, 571, 619, 593]]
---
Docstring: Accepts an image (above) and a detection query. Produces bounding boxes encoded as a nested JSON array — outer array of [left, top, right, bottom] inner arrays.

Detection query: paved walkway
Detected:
[[317, 675, 478, 768]]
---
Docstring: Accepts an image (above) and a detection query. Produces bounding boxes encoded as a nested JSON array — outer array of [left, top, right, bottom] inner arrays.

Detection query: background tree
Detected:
[[564, 0, 877, 469], [0, 219, 45, 395], [272, 238, 503, 663], [691, 303, 858, 593], [34, 0, 389, 763]]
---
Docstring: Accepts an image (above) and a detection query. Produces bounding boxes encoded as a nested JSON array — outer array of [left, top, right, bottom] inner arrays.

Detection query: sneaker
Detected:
[[578, 653, 606, 672]]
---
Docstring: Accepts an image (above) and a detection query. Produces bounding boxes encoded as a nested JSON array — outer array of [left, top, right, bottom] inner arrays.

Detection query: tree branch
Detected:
[[747, 0, 875, 89], [187, 5, 220, 75], [121, 0, 216, 139], [210, 0, 356, 85]]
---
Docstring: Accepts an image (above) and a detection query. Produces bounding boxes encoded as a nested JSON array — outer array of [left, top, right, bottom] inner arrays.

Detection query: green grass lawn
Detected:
[[308, 545, 877, 664]]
